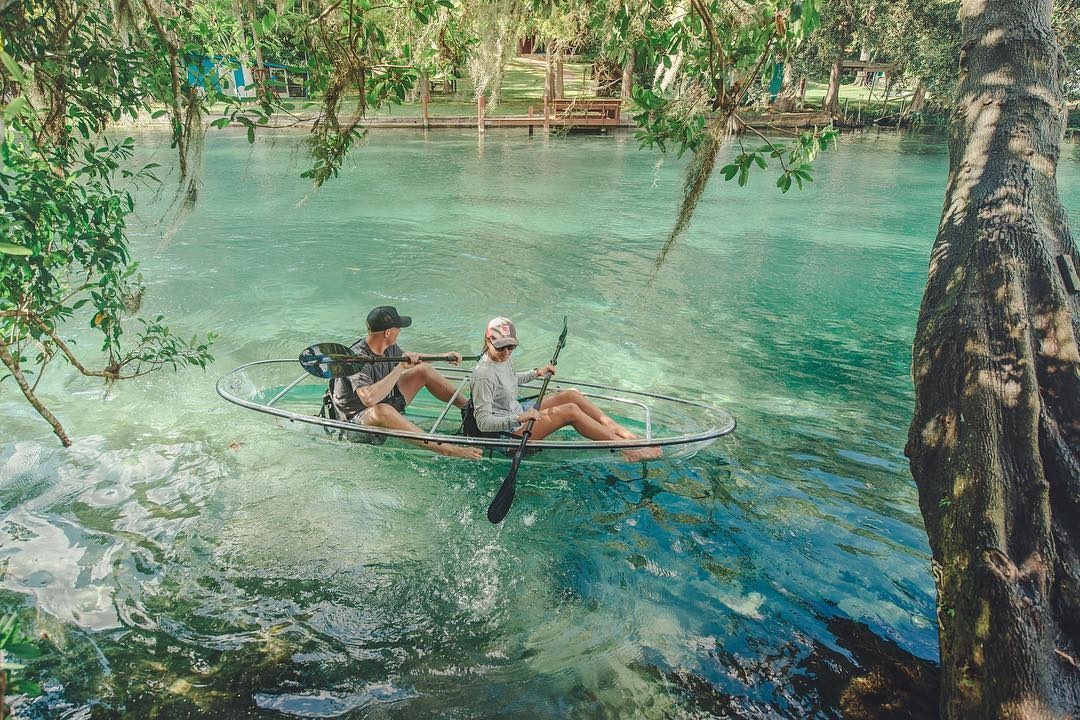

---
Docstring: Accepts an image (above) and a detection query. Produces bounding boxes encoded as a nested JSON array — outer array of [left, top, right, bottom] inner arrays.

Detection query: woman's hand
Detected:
[[516, 408, 542, 423], [535, 364, 557, 379]]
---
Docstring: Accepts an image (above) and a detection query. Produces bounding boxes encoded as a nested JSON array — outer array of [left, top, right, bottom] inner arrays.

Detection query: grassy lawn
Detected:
[[803, 79, 923, 118], [364, 56, 594, 118], [200, 59, 937, 122], [363, 66, 922, 119]]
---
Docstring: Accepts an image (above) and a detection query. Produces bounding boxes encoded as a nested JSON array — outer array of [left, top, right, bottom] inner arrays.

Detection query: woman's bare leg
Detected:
[[542, 389, 640, 439], [514, 404, 662, 461], [518, 403, 618, 442]]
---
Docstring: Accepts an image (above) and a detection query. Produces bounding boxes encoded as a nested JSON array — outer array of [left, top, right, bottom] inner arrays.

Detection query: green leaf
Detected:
[[721, 164, 739, 181], [3, 96, 29, 120], [0, 242, 32, 256], [11, 679, 43, 696], [150, 109, 168, 119], [7, 641, 41, 659], [246, 126, 255, 144], [0, 49, 29, 85]]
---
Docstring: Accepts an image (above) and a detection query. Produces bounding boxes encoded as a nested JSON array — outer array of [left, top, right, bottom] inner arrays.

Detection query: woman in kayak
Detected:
[[467, 316, 662, 461]]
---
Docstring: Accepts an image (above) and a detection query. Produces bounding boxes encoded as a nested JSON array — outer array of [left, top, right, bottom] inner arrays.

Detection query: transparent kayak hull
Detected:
[[216, 360, 736, 464]]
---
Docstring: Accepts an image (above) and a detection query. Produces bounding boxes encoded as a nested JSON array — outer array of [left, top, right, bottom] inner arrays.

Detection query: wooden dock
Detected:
[[356, 107, 831, 133], [474, 96, 627, 133]]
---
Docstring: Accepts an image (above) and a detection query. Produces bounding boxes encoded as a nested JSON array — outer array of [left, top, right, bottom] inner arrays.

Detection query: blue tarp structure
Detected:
[[186, 55, 245, 95]]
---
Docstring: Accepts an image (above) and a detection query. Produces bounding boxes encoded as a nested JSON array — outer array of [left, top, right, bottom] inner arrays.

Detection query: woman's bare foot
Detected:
[[599, 419, 637, 440], [622, 445, 663, 462], [434, 443, 483, 459]]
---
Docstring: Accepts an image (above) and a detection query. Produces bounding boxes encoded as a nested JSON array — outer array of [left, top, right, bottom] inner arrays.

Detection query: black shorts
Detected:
[[382, 389, 408, 414], [343, 387, 407, 445]]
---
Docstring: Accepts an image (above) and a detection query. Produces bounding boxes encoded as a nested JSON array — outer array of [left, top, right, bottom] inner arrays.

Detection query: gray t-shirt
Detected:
[[330, 339, 404, 421], [469, 355, 536, 433]]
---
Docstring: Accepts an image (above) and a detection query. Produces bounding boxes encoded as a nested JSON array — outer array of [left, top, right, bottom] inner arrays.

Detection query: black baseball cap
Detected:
[[366, 306, 413, 332]]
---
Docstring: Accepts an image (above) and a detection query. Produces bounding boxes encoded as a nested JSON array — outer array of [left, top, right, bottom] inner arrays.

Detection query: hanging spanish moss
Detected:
[[653, 115, 732, 270], [464, 0, 527, 106]]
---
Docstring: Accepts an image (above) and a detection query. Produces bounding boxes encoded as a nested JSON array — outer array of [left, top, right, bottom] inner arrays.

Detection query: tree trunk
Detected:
[[244, 0, 269, 98], [772, 63, 798, 112], [545, 46, 555, 99], [620, 49, 634, 99], [554, 51, 564, 99], [823, 59, 842, 116], [905, 0, 1080, 716], [903, 78, 927, 118]]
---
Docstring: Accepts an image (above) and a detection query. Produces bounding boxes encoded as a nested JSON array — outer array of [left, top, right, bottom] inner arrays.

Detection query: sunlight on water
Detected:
[[2, 128, 1078, 717]]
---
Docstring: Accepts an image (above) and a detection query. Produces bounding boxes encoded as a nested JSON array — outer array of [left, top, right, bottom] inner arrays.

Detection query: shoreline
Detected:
[[114, 109, 835, 133]]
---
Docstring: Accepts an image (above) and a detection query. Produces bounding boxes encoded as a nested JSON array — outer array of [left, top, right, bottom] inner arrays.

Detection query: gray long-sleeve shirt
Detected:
[[469, 355, 536, 433]]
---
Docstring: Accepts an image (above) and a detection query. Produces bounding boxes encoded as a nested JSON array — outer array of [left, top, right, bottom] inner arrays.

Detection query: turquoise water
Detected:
[[3, 128, 1079, 717]]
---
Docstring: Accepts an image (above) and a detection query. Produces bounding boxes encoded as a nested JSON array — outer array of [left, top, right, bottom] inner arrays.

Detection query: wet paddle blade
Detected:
[[299, 343, 359, 379], [487, 453, 524, 523]]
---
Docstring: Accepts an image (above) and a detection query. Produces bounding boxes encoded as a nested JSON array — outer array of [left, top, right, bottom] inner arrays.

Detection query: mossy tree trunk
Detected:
[[903, 78, 927, 118], [906, 0, 1080, 716], [823, 58, 842, 116]]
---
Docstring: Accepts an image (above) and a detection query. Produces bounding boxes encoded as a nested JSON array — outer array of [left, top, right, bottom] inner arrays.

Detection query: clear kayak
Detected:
[[216, 359, 736, 464]]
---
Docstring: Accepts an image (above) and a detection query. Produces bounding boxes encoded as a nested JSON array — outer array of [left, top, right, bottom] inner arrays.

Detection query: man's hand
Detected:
[[445, 351, 463, 366], [516, 408, 542, 423], [401, 351, 422, 368], [536, 364, 557, 378]]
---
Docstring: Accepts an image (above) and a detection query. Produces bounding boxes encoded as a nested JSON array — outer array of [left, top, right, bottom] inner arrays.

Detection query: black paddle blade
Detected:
[[487, 452, 524, 523], [299, 343, 358, 380]]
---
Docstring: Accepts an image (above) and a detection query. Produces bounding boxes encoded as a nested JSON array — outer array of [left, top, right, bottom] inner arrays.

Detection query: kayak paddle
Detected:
[[299, 342, 480, 379], [486, 316, 568, 524]]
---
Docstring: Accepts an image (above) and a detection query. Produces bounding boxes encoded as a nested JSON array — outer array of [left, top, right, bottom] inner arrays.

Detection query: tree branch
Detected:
[[0, 341, 71, 446]]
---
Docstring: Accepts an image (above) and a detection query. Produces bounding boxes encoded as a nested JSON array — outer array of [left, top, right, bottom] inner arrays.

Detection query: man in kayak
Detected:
[[330, 305, 482, 459]]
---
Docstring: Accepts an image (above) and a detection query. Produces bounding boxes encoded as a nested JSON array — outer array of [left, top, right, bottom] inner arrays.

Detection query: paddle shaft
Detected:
[[318, 353, 482, 365]]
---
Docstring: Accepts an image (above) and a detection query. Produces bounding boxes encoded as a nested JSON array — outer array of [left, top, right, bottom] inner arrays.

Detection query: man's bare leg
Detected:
[[361, 404, 481, 459], [399, 364, 468, 408]]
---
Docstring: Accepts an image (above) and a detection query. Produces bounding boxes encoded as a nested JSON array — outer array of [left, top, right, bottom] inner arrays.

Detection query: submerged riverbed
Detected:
[[3, 129, 1079, 718]]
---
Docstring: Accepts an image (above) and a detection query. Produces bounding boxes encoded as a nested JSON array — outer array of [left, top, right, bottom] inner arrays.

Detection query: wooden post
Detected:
[[477, 93, 486, 134], [528, 105, 534, 136], [421, 76, 430, 129], [543, 93, 549, 131]]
